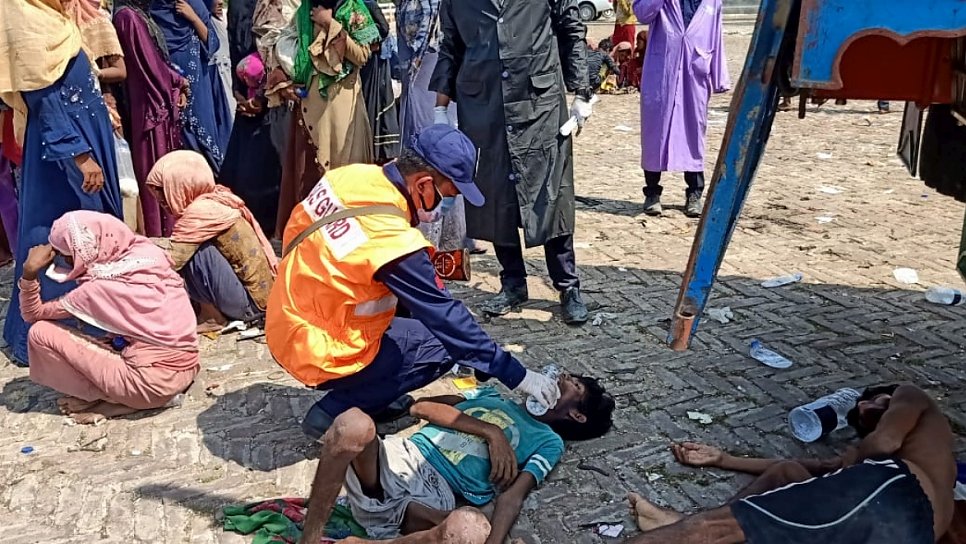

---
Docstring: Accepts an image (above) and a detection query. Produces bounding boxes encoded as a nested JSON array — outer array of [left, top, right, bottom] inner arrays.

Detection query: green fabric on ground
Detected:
[[223, 498, 366, 543]]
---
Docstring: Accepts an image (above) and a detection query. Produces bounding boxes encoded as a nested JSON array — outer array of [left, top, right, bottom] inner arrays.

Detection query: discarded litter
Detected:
[[815, 216, 835, 224], [205, 384, 225, 397], [924, 286, 965, 306], [816, 152, 833, 160], [706, 307, 734, 324], [20, 446, 33, 455], [592, 312, 617, 326], [818, 186, 844, 194], [613, 125, 635, 132], [893, 267, 920, 285], [749, 339, 793, 369], [597, 524, 625, 538], [210, 364, 233, 372], [130, 449, 143, 457], [238, 328, 264, 340], [68, 435, 108, 453], [687, 411, 713, 425], [577, 462, 611, 477], [646, 472, 663, 482], [219, 321, 249, 334], [761, 272, 803, 288]]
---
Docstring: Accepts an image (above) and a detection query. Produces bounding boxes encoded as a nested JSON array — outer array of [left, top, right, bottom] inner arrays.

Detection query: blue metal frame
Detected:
[[669, 0, 794, 350]]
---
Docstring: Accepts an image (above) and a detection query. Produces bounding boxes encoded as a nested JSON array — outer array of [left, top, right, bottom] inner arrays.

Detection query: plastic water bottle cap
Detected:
[[21, 446, 34, 454]]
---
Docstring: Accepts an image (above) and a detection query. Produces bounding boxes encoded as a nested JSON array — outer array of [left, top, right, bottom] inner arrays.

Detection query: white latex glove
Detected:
[[433, 106, 452, 126], [570, 95, 595, 127], [516, 369, 561, 410]]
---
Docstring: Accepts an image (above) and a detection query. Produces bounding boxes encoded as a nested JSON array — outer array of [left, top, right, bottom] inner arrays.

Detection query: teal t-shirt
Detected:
[[409, 388, 565, 505]]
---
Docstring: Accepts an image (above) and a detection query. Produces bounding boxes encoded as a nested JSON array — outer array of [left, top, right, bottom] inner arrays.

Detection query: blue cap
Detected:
[[412, 125, 485, 206]]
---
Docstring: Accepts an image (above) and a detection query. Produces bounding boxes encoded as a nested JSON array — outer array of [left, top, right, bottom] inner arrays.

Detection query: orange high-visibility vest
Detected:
[[265, 164, 431, 387]]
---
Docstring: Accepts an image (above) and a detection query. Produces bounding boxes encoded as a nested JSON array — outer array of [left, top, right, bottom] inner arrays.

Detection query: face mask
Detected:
[[417, 208, 442, 223], [438, 196, 457, 215]]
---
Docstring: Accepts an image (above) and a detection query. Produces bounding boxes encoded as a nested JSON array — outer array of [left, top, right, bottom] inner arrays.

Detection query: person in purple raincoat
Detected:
[[634, 0, 730, 218]]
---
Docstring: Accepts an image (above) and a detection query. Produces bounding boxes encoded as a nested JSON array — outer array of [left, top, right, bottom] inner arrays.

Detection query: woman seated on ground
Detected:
[[20, 211, 199, 425], [146, 150, 278, 332]]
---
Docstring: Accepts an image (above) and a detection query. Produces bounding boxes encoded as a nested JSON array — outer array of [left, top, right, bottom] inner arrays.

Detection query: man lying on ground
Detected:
[[298, 374, 616, 544], [623, 384, 956, 543]]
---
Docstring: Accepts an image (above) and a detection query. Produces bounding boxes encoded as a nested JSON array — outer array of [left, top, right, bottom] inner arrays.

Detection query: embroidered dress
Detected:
[[3, 52, 123, 365]]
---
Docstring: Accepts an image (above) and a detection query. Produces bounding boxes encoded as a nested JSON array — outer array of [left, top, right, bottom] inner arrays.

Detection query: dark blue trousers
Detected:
[[302, 317, 454, 438]]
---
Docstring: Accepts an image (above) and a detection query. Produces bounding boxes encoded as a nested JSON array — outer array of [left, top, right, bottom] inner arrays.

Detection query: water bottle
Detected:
[[924, 286, 965, 306], [526, 364, 561, 416], [114, 136, 139, 198], [749, 339, 793, 369], [789, 388, 861, 442], [761, 272, 804, 288]]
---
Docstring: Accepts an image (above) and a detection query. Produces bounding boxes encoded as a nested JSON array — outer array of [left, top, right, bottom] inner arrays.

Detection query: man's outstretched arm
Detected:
[[673, 442, 842, 477]]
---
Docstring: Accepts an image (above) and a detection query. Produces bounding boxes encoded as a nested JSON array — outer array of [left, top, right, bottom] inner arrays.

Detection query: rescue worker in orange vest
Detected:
[[265, 125, 561, 438]]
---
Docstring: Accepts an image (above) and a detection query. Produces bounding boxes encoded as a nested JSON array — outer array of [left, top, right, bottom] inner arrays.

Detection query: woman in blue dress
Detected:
[[0, 1, 123, 364], [150, 0, 232, 172]]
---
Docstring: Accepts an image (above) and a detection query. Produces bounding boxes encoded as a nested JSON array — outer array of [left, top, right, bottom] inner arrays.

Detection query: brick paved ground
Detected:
[[2, 24, 965, 544]]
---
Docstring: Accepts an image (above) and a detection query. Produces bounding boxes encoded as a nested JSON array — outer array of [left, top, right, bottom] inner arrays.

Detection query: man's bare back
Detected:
[[860, 385, 957, 540]]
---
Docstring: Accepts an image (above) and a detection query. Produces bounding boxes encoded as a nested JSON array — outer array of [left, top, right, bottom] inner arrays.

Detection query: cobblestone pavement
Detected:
[[2, 25, 966, 544]]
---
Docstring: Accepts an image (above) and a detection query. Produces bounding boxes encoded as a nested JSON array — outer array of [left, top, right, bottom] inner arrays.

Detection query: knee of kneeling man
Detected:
[[328, 408, 376, 452], [771, 460, 810, 479], [446, 507, 492, 544]]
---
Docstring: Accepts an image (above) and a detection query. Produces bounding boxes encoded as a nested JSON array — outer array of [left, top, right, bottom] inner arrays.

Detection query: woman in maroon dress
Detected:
[[113, 0, 188, 236]]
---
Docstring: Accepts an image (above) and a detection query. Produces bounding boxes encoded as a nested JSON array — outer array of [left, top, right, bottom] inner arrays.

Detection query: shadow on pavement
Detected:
[[196, 382, 321, 472], [0, 375, 61, 415]]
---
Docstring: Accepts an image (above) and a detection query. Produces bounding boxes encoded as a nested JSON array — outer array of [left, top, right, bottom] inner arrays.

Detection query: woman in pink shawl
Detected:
[[19, 211, 199, 425], [146, 150, 277, 332]]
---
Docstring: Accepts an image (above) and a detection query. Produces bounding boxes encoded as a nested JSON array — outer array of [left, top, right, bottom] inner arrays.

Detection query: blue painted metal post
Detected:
[[669, 0, 796, 350]]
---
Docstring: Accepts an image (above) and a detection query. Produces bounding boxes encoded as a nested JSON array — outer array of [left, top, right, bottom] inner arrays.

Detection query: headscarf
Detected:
[[150, 0, 211, 56], [0, 0, 82, 94], [396, 0, 440, 81], [253, 0, 301, 78], [114, 0, 170, 59], [63, 0, 124, 61], [292, 0, 379, 98], [0, 0, 83, 146], [47, 211, 198, 350], [236, 52, 266, 99], [146, 151, 278, 274]]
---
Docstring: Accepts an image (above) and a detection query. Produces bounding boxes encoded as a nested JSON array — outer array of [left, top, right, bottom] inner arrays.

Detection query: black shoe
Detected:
[[643, 194, 662, 216], [480, 286, 529, 316], [560, 286, 589, 325], [685, 194, 703, 217]]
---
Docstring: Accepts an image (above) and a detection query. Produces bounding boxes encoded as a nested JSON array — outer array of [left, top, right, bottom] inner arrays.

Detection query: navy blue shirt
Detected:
[[374, 163, 527, 389], [680, 0, 702, 26]]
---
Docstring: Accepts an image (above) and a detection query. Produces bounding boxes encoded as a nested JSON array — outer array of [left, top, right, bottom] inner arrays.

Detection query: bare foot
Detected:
[[57, 396, 99, 415], [70, 401, 142, 425], [627, 492, 684, 532], [196, 302, 228, 334], [196, 320, 224, 334]]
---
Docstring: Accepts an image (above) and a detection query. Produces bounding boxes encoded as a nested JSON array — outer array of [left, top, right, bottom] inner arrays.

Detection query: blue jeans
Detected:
[[301, 317, 455, 438]]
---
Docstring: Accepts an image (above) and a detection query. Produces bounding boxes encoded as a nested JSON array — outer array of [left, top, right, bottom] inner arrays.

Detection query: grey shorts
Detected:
[[344, 436, 456, 539]]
